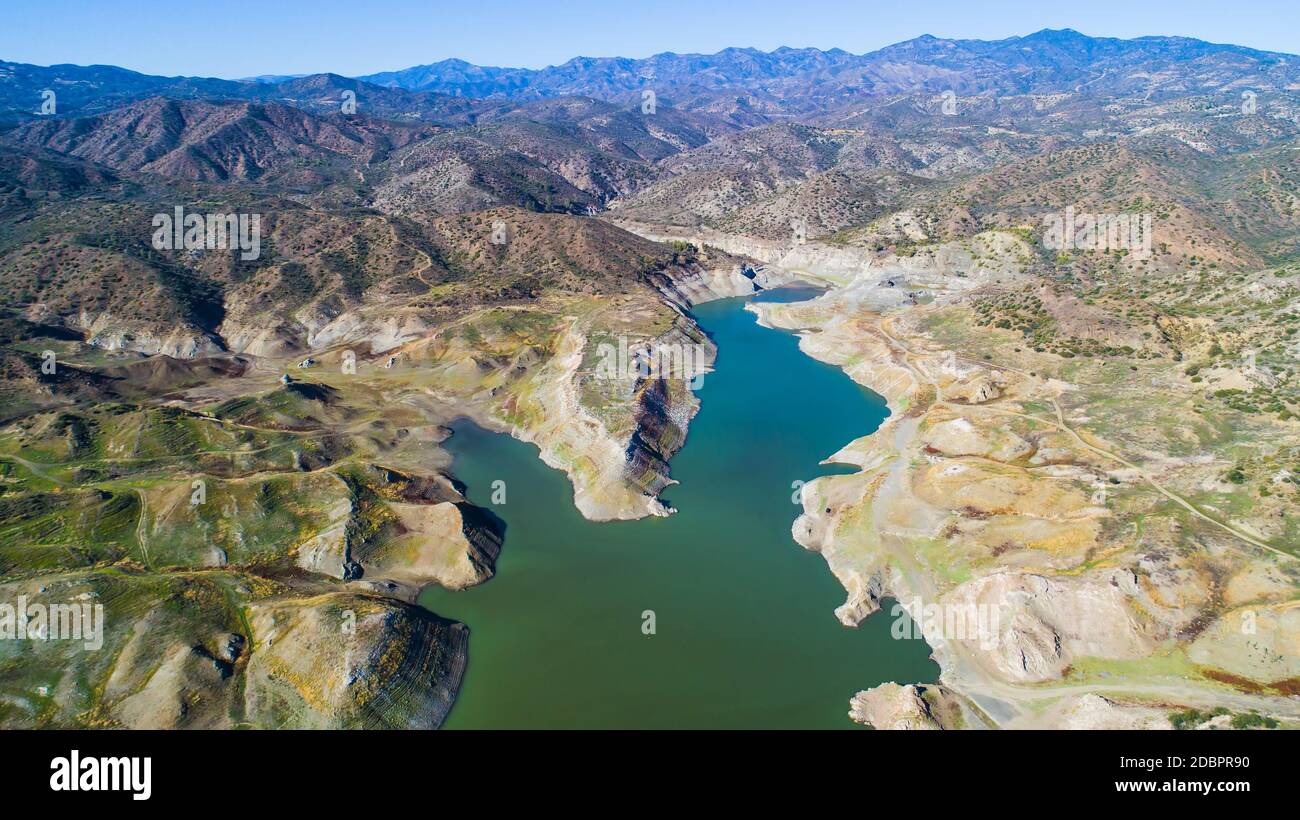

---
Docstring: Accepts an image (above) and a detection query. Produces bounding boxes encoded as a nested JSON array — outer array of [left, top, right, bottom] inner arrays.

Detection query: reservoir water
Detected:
[[419, 288, 938, 728]]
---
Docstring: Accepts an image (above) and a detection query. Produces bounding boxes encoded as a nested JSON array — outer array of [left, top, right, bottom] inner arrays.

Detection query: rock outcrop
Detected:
[[849, 683, 963, 729]]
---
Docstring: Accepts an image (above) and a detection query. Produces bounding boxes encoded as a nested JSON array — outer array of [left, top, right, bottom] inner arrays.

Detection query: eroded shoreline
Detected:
[[417, 289, 938, 728], [620, 224, 1300, 730]]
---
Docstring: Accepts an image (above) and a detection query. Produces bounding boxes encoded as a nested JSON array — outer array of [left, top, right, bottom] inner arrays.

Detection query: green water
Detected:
[[419, 288, 938, 728]]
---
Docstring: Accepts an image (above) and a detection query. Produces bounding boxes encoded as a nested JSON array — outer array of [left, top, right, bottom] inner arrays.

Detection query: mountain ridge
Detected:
[[358, 29, 1298, 100], [5, 29, 1297, 127]]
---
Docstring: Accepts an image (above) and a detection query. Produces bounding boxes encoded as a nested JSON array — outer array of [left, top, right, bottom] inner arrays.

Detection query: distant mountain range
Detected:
[[359, 29, 1296, 104], [3, 28, 1297, 242], [3, 29, 1296, 126]]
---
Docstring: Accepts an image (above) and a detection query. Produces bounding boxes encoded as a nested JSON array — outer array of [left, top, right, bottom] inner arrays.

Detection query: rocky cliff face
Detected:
[[849, 683, 965, 729], [456, 279, 721, 521], [243, 593, 467, 730]]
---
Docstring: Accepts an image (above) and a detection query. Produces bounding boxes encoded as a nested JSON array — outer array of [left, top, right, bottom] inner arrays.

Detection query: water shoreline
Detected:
[[419, 288, 939, 729]]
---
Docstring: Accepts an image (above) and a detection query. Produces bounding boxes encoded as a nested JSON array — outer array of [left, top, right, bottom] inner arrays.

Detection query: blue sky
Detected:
[[3, 0, 1296, 78]]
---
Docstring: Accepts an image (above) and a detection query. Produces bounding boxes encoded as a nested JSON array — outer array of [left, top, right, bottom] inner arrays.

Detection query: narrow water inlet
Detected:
[[419, 288, 939, 728]]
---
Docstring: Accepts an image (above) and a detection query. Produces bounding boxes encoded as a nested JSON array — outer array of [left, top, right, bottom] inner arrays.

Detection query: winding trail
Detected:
[[134, 488, 152, 569]]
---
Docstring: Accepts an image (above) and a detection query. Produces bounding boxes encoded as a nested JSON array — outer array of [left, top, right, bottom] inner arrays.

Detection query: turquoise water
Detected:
[[419, 288, 938, 728]]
